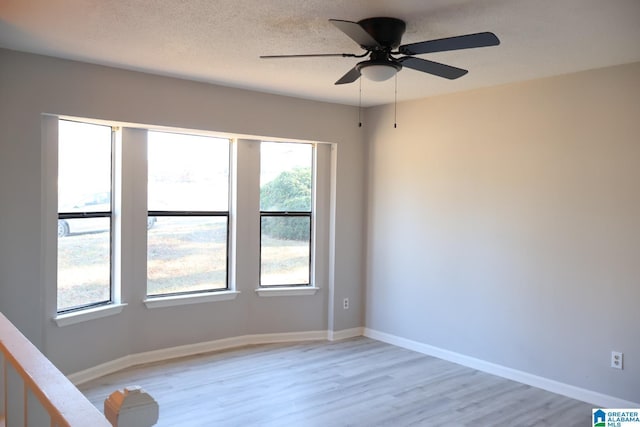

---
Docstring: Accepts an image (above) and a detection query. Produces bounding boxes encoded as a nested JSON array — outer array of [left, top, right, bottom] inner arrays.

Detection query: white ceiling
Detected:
[[1, 0, 640, 106]]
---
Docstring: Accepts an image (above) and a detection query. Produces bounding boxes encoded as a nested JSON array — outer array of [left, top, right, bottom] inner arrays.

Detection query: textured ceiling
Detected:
[[1, 0, 640, 106]]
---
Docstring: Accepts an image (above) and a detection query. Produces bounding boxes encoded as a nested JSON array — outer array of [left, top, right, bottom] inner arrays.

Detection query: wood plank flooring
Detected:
[[79, 337, 593, 426]]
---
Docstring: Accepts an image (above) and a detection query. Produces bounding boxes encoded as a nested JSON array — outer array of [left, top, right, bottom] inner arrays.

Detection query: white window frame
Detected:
[[43, 116, 331, 326], [255, 141, 330, 297], [56, 119, 116, 314], [43, 117, 127, 326], [144, 131, 232, 301], [258, 142, 314, 288]]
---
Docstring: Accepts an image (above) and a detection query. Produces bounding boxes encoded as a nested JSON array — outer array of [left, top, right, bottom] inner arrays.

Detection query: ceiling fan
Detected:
[[261, 17, 500, 85]]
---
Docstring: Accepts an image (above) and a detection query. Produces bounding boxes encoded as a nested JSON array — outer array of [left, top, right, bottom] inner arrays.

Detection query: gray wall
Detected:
[[2, 46, 638, 403], [0, 48, 366, 373], [365, 62, 640, 403]]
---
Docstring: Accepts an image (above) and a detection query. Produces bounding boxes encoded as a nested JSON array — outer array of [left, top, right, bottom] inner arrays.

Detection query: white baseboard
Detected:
[[364, 328, 639, 408], [71, 326, 637, 408], [69, 329, 337, 385], [329, 327, 364, 341]]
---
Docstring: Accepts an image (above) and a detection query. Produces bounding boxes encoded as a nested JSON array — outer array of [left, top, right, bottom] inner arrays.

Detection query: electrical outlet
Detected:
[[343, 298, 349, 310], [611, 351, 623, 370]]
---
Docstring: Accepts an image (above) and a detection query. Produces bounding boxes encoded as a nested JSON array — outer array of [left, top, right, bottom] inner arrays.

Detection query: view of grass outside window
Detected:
[[57, 120, 113, 312], [260, 142, 313, 286], [147, 131, 230, 296]]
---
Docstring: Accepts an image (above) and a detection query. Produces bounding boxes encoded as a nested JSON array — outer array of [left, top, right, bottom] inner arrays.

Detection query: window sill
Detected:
[[255, 287, 320, 297], [144, 290, 240, 309], [54, 303, 127, 327]]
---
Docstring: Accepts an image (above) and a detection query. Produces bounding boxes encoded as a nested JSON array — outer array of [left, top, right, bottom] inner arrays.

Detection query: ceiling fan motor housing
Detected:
[[357, 17, 406, 49], [356, 51, 403, 75]]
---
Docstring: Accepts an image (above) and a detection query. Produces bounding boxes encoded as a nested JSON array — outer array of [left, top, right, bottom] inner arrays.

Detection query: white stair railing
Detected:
[[0, 312, 111, 427]]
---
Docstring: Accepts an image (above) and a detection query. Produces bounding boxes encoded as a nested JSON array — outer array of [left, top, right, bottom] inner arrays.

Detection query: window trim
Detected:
[[143, 290, 240, 309], [255, 286, 320, 297], [54, 303, 127, 327]]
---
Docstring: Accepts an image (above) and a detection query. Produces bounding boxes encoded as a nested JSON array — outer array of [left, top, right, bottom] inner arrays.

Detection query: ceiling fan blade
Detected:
[[260, 53, 357, 59], [399, 57, 468, 80], [335, 67, 361, 85], [329, 19, 381, 49], [399, 32, 500, 55]]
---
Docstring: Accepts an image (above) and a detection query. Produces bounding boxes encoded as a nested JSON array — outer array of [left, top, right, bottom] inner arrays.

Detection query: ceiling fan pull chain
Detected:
[[358, 78, 363, 128], [394, 74, 398, 128]]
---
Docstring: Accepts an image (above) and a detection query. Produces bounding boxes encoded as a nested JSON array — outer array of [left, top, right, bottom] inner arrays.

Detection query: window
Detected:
[[50, 116, 326, 321], [57, 120, 113, 312], [147, 131, 230, 296], [260, 142, 313, 286]]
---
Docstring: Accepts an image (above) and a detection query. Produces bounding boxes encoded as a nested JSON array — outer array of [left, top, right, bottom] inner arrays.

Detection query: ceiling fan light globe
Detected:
[[360, 64, 398, 81]]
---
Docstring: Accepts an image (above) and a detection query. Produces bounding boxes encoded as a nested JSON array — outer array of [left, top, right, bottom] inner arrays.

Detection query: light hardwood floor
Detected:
[[79, 337, 593, 426]]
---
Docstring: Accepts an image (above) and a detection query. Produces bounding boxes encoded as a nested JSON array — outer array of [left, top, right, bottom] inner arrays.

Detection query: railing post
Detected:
[[104, 386, 159, 427]]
